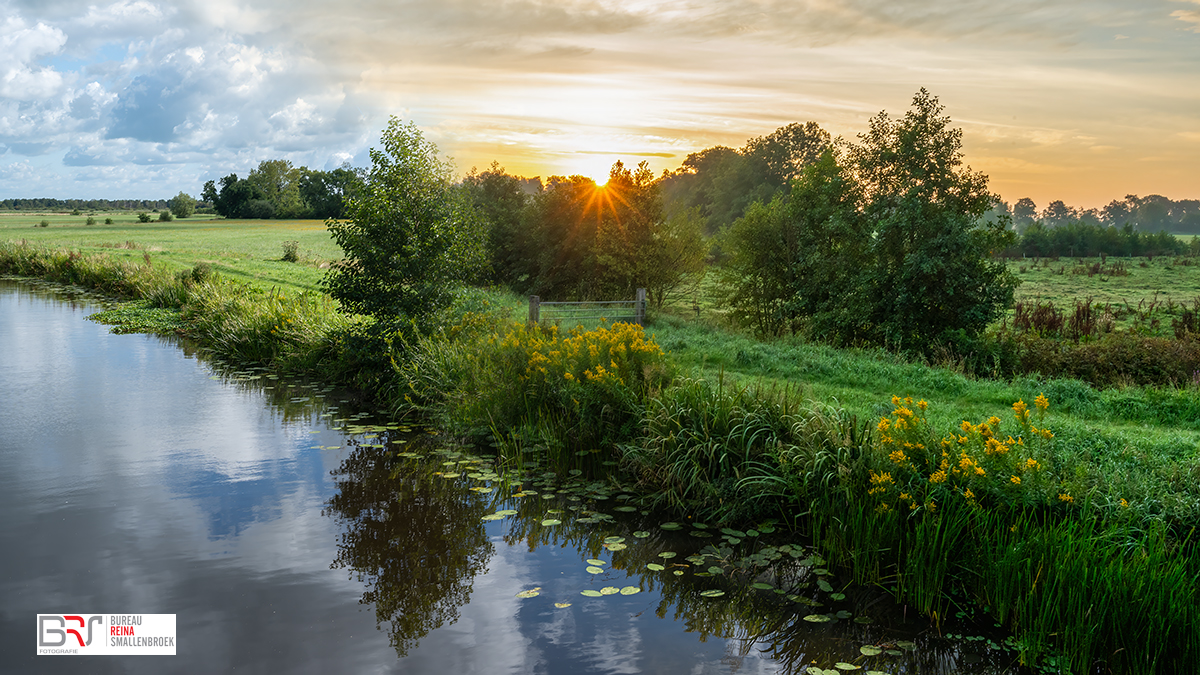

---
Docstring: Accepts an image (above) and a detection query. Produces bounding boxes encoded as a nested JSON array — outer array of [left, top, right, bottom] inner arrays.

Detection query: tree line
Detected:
[[1003, 194, 1200, 233], [202, 161, 361, 220], [0, 198, 170, 211]]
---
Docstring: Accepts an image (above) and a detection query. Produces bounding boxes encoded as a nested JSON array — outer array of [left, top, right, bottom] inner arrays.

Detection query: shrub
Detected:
[[104, 217, 113, 225], [158, 210, 174, 222], [137, 212, 152, 223], [281, 240, 299, 263], [86, 216, 97, 225], [37, 219, 49, 227]]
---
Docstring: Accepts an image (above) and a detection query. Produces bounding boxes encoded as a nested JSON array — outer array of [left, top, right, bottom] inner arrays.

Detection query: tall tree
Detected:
[[322, 118, 486, 335]]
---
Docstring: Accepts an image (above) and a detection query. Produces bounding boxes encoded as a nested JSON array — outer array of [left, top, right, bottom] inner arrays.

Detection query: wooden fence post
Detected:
[[529, 295, 540, 325], [635, 288, 646, 326]]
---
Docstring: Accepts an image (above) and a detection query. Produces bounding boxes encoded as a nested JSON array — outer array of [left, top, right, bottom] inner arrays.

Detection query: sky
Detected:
[[0, 0, 1197, 210]]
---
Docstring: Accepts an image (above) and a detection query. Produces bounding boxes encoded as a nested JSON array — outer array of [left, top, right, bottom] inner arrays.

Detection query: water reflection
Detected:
[[327, 440, 495, 656]]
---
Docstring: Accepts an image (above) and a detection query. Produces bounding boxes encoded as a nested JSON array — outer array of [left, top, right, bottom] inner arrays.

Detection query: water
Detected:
[[0, 279, 1026, 673]]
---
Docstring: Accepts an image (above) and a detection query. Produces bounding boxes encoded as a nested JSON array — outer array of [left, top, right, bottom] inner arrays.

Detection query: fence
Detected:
[[528, 288, 646, 327]]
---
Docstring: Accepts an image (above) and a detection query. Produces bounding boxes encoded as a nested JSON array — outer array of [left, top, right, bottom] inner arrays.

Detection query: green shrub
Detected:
[[37, 219, 49, 227], [137, 212, 152, 223], [86, 216, 97, 225], [104, 217, 114, 224], [158, 210, 174, 222], [281, 240, 299, 263]]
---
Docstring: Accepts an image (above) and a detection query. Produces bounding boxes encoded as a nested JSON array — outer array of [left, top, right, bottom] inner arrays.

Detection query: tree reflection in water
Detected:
[[327, 441, 494, 656]]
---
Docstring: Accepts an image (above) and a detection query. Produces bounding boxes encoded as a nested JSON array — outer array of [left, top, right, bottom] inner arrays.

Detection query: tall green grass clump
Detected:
[[393, 313, 672, 449]]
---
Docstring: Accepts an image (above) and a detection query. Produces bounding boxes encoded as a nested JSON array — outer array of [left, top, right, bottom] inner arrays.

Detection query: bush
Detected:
[[158, 210, 174, 222], [281, 241, 299, 263], [104, 217, 113, 225], [242, 199, 275, 219], [167, 192, 196, 218], [86, 216, 97, 225], [37, 219, 49, 227], [137, 212, 152, 223]]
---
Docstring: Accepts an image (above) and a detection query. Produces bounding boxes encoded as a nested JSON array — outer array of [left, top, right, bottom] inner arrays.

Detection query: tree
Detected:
[[322, 118, 486, 335], [827, 89, 1016, 348], [1041, 200, 1076, 227], [167, 192, 196, 218], [459, 162, 534, 285], [298, 166, 362, 219], [1013, 197, 1037, 226], [247, 159, 305, 217], [642, 206, 706, 308]]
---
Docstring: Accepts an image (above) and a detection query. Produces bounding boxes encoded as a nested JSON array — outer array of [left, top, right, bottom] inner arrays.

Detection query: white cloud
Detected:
[[0, 17, 68, 99]]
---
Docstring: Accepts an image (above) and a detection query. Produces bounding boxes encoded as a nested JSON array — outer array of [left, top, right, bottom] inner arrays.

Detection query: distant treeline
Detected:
[[1001, 193, 1200, 234], [1007, 222, 1199, 258], [203, 160, 361, 220], [0, 198, 169, 211]]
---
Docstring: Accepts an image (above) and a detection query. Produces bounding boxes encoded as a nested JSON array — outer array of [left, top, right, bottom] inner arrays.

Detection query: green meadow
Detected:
[[0, 213, 339, 293]]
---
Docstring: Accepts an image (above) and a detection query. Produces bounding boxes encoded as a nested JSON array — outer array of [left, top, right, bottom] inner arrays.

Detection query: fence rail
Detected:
[[529, 288, 646, 327]]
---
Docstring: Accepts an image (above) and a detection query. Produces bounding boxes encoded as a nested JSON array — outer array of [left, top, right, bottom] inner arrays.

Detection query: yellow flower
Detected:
[[960, 420, 974, 433], [889, 449, 908, 464], [1035, 393, 1050, 411], [988, 416, 1002, 429], [974, 466, 986, 476], [1120, 498, 1129, 508], [564, 372, 574, 381], [929, 470, 947, 484], [1010, 475, 1021, 485], [1058, 493, 1073, 503], [899, 493, 911, 501], [877, 418, 891, 433], [917, 399, 928, 411], [963, 488, 976, 500], [1025, 458, 1041, 471], [1012, 399, 1029, 421]]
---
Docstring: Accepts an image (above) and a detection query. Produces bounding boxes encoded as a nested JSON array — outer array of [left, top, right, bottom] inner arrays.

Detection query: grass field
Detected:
[[0, 213, 340, 293]]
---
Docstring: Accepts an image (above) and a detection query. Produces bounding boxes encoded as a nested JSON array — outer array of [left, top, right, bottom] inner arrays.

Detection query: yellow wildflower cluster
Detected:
[[492, 320, 666, 393], [869, 394, 1059, 512], [868, 470, 894, 495]]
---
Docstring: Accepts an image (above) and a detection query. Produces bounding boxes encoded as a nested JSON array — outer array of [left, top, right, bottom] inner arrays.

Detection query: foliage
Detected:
[[167, 191, 196, 218], [395, 315, 671, 448], [322, 117, 486, 336], [725, 90, 1017, 348], [459, 162, 537, 285], [158, 210, 173, 222], [1011, 220, 1187, 257], [137, 212, 152, 222], [660, 122, 832, 234]]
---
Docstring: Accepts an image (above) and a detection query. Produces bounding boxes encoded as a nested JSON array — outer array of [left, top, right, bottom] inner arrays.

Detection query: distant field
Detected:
[[1006, 256, 1200, 308], [0, 213, 341, 293]]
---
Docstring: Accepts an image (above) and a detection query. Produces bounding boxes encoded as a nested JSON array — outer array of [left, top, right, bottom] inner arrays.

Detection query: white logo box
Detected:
[[37, 614, 176, 655]]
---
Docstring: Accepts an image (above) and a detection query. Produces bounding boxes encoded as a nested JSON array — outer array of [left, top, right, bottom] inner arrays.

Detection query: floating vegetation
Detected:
[[515, 588, 541, 599], [586, 566, 605, 574]]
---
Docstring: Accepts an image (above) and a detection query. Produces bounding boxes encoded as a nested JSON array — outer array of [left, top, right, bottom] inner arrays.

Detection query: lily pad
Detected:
[[603, 536, 626, 544], [620, 586, 641, 595], [586, 558, 606, 566], [580, 590, 603, 597], [751, 582, 773, 590], [853, 616, 874, 625], [673, 570, 684, 576], [803, 614, 833, 623], [699, 589, 725, 598], [541, 519, 562, 526], [834, 663, 860, 671], [600, 586, 620, 595], [817, 579, 834, 593], [659, 522, 682, 530], [515, 588, 541, 599], [658, 552, 677, 559], [707, 566, 724, 575], [830, 592, 846, 601], [554, 602, 572, 608], [481, 514, 504, 521], [495, 509, 518, 516], [586, 566, 605, 574], [860, 645, 882, 656], [632, 530, 651, 538], [690, 531, 714, 538], [441, 473, 461, 479], [835, 610, 852, 620], [613, 506, 637, 512], [605, 543, 627, 551]]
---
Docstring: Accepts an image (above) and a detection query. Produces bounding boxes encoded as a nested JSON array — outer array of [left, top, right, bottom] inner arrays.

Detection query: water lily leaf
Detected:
[[515, 588, 541, 598], [495, 509, 518, 516], [884, 650, 902, 656], [834, 663, 860, 671], [586, 566, 605, 574], [470, 487, 494, 493], [830, 592, 846, 601], [541, 519, 562, 526], [660, 522, 682, 530], [860, 645, 882, 656], [894, 641, 915, 650], [752, 582, 773, 590], [690, 531, 714, 538], [853, 616, 874, 625], [620, 586, 641, 595], [600, 586, 619, 595], [803, 614, 832, 623], [581, 590, 603, 597], [699, 589, 725, 597], [673, 570, 684, 576], [692, 523, 709, 529], [646, 563, 665, 571], [867, 671, 890, 675], [441, 473, 460, 479], [817, 579, 834, 593], [554, 602, 572, 608], [835, 610, 852, 620], [658, 552, 676, 559], [586, 559, 606, 566], [614, 506, 637, 512], [481, 514, 504, 521], [606, 543, 627, 551], [604, 536, 625, 544], [632, 530, 651, 538]]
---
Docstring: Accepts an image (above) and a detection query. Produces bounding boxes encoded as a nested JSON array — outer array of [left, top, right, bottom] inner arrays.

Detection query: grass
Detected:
[[0, 212, 341, 293]]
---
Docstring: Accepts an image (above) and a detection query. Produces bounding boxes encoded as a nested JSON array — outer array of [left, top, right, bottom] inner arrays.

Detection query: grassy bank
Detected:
[[4, 240, 1199, 672]]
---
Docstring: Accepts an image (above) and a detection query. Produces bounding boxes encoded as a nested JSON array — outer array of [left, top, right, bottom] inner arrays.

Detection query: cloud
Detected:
[[0, 16, 68, 100], [1172, 9, 1200, 32]]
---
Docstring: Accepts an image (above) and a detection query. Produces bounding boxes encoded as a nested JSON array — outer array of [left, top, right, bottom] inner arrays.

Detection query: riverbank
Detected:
[[3, 240, 1199, 673]]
